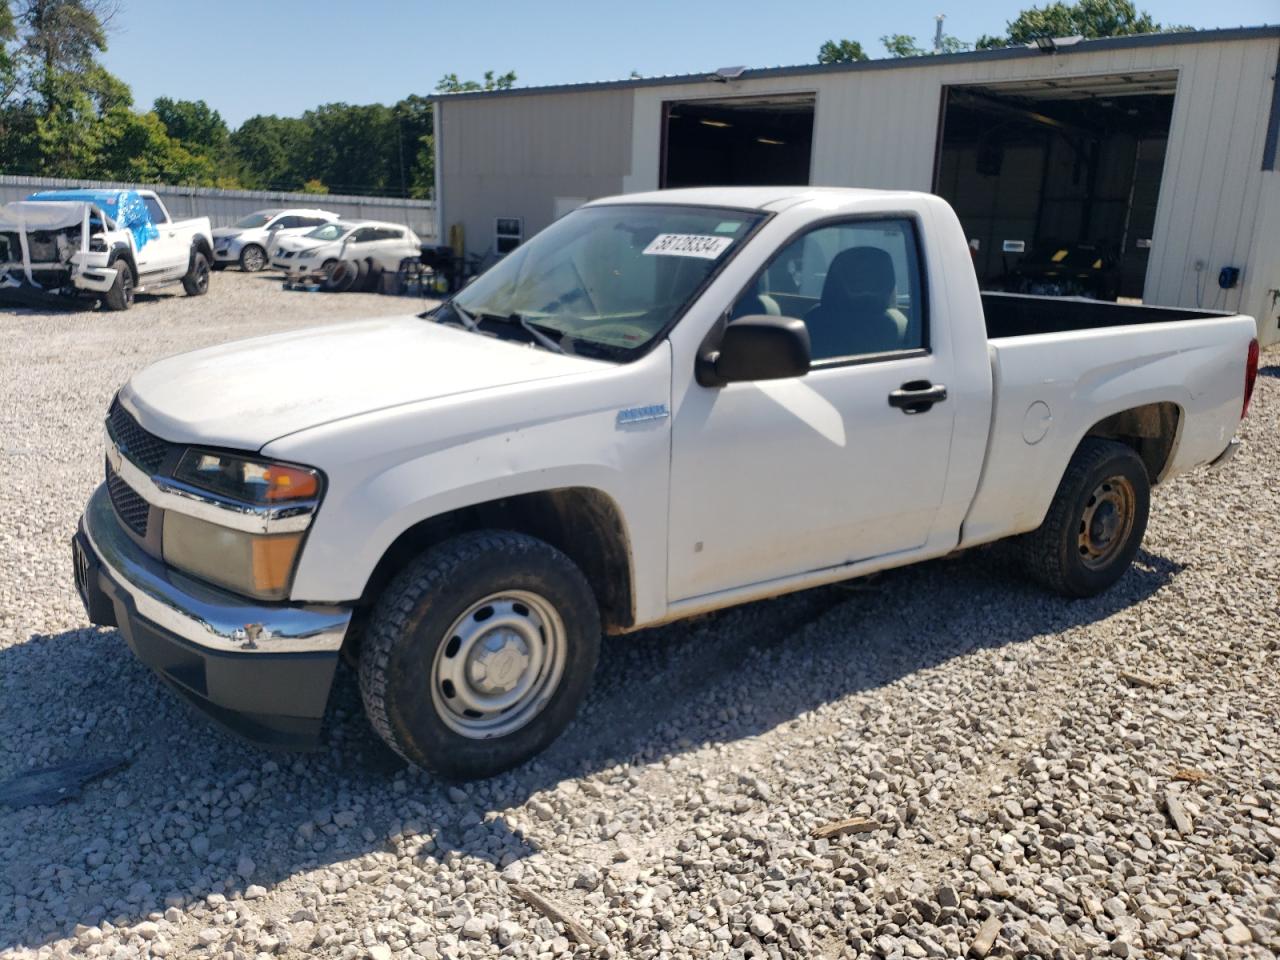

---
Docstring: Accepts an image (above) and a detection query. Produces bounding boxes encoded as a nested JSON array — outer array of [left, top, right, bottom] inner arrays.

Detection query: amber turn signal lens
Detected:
[[251, 533, 305, 593], [263, 465, 319, 501]]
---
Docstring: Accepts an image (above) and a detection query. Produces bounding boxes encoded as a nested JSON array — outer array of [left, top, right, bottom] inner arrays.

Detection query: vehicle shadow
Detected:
[[0, 545, 1182, 951]]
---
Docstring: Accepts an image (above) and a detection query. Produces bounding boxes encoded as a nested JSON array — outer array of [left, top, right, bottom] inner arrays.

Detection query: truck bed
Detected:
[[982, 291, 1227, 339]]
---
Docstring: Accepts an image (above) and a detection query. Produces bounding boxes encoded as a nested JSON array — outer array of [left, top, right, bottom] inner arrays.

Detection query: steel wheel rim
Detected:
[[243, 247, 265, 271], [121, 268, 133, 302], [195, 259, 209, 291], [430, 590, 566, 739], [1078, 474, 1136, 569]]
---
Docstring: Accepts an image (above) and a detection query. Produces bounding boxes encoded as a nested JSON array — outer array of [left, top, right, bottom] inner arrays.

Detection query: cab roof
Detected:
[[585, 186, 933, 213]]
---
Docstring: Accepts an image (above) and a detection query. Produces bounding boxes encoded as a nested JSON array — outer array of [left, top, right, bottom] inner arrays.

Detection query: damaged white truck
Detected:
[[0, 188, 213, 310], [72, 187, 1259, 780]]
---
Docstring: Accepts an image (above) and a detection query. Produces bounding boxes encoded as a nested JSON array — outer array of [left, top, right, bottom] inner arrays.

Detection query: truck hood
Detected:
[[121, 315, 605, 450]]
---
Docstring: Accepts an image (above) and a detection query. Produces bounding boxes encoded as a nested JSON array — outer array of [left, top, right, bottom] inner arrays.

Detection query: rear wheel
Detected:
[[239, 244, 267, 273], [182, 251, 210, 296], [101, 256, 134, 311], [359, 531, 600, 780], [1017, 438, 1150, 597]]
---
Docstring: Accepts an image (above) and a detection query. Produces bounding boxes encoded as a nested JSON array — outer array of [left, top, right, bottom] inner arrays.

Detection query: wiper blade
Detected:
[[448, 300, 480, 331], [474, 311, 566, 355], [512, 314, 566, 355]]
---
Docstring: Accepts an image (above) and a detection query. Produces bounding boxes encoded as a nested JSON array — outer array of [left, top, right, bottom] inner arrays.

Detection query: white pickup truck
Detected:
[[72, 187, 1259, 780], [0, 188, 213, 310]]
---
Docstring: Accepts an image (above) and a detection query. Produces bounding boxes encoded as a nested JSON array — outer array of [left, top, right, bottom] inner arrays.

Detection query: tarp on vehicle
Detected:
[[26, 189, 159, 250], [0, 200, 91, 233]]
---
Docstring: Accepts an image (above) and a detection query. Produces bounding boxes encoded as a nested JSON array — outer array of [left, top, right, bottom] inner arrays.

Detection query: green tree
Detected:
[[881, 33, 926, 58], [977, 0, 1171, 48], [817, 38, 868, 64], [393, 93, 435, 199], [153, 96, 230, 156], [228, 113, 310, 189], [94, 107, 216, 183], [434, 69, 516, 93]]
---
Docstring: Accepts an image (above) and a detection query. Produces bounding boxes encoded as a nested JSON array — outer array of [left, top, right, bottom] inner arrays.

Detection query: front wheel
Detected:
[[239, 244, 267, 272], [101, 257, 135, 311], [360, 531, 600, 780], [1017, 438, 1150, 597], [182, 252, 210, 296]]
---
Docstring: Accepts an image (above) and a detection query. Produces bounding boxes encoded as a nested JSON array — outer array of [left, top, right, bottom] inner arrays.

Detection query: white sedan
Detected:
[[212, 208, 340, 272], [271, 220, 423, 288]]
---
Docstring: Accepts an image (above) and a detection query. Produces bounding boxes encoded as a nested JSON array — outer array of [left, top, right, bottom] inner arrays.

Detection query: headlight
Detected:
[[162, 450, 322, 600], [173, 450, 319, 504], [163, 513, 303, 600]]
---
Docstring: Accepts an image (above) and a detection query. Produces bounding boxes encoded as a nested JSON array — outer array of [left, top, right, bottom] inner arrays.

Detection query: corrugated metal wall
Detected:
[[437, 87, 633, 264], [622, 36, 1280, 329], [0, 175, 437, 239]]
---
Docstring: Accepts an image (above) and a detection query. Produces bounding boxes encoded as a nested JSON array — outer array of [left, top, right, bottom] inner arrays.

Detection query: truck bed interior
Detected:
[[983, 291, 1226, 339]]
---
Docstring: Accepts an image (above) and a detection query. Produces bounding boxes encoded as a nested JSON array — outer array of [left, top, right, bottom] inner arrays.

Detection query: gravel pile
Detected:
[[0, 281, 1276, 960]]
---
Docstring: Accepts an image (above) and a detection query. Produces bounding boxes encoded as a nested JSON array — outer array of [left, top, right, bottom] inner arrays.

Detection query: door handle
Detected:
[[888, 380, 948, 414]]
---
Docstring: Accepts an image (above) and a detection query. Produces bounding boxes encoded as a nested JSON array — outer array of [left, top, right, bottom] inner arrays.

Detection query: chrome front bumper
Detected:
[[76, 484, 352, 747], [80, 483, 350, 655]]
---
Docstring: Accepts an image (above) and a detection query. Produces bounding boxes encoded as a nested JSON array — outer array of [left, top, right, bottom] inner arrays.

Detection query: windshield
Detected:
[[234, 212, 276, 229], [306, 223, 349, 241], [450, 204, 764, 358]]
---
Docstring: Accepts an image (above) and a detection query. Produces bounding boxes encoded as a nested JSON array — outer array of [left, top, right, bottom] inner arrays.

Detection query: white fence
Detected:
[[0, 175, 437, 240]]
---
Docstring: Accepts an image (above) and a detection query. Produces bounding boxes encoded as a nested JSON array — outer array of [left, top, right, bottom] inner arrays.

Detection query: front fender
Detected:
[[267, 347, 674, 623]]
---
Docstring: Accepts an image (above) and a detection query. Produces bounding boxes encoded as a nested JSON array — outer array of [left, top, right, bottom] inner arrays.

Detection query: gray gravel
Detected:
[[1, 278, 1277, 960]]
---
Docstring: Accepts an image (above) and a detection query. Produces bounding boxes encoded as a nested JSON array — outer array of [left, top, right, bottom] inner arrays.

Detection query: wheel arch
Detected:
[[190, 235, 214, 269], [1082, 400, 1182, 484], [107, 242, 138, 279], [357, 486, 636, 634]]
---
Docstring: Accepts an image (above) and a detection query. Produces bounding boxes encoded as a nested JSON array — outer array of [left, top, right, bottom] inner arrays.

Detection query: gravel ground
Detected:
[[1, 277, 1277, 960]]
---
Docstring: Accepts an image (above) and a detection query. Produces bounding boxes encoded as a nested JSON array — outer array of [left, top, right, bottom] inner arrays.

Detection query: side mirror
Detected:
[[697, 315, 811, 387]]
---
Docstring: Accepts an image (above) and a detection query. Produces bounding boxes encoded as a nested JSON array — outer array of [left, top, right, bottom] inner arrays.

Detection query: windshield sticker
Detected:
[[643, 233, 735, 259], [714, 220, 743, 234]]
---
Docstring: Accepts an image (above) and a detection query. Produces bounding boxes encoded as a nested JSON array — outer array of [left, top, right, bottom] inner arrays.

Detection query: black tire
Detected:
[[361, 259, 383, 293], [351, 258, 370, 292], [239, 243, 268, 273], [1017, 438, 1150, 598], [359, 531, 601, 781], [101, 256, 134, 311], [182, 251, 210, 296], [323, 260, 358, 293]]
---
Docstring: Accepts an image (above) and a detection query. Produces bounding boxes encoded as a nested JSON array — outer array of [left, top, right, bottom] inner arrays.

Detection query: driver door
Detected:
[[667, 217, 958, 601]]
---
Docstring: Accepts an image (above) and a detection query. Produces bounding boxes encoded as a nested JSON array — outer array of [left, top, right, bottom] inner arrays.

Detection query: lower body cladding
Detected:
[[73, 484, 352, 748]]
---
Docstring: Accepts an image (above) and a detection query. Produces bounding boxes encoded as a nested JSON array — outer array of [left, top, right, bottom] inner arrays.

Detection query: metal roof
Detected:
[[430, 24, 1280, 104]]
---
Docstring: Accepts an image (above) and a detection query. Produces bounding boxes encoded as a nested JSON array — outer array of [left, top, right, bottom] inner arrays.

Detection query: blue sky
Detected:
[[102, 1, 1277, 128]]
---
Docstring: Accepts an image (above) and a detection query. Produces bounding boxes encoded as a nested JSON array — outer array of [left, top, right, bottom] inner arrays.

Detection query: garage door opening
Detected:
[[661, 94, 815, 189], [934, 71, 1176, 301]]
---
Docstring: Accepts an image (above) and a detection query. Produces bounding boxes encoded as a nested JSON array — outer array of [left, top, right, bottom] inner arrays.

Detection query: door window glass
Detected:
[[731, 218, 925, 362], [143, 196, 169, 224]]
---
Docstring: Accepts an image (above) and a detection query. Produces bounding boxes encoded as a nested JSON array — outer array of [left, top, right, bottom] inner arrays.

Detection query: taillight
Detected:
[[1242, 338, 1259, 419]]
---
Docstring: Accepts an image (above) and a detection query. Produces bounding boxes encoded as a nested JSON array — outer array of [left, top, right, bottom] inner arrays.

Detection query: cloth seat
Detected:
[[803, 246, 908, 359]]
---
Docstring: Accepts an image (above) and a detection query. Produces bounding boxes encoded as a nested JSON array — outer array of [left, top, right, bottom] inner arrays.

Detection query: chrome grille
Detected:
[[106, 399, 170, 473], [106, 460, 150, 537]]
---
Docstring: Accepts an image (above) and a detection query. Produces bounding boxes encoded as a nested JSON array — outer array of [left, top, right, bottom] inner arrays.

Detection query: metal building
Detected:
[[432, 26, 1280, 345]]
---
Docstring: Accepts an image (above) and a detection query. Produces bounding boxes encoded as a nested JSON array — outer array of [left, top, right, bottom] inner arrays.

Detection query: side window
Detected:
[[300, 217, 328, 228], [272, 216, 300, 230], [142, 195, 169, 224], [731, 218, 925, 363], [349, 228, 375, 243]]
